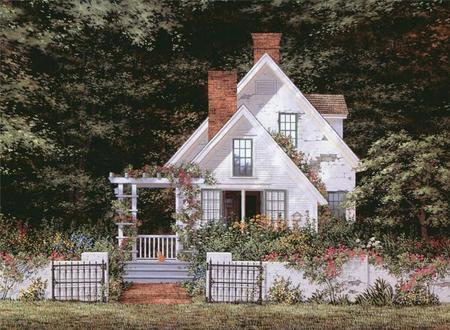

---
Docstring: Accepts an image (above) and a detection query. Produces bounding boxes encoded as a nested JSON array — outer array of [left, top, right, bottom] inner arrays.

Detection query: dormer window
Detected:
[[232, 139, 253, 176], [279, 113, 298, 147]]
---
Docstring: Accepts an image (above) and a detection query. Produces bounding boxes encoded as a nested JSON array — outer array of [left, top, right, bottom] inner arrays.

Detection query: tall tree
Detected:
[[346, 132, 450, 240]]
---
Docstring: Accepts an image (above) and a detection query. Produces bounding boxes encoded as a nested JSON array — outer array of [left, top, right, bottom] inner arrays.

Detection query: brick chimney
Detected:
[[208, 71, 237, 140], [251, 33, 282, 64]]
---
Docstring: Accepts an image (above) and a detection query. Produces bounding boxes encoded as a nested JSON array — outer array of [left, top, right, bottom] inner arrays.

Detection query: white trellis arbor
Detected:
[[108, 173, 204, 261]]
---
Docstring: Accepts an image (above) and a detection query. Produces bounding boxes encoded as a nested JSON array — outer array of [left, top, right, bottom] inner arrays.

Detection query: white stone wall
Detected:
[[0, 252, 108, 301], [206, 252, 450, 303]]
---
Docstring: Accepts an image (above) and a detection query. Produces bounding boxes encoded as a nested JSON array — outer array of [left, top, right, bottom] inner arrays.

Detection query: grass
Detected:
[[0, 301, 449, 330]]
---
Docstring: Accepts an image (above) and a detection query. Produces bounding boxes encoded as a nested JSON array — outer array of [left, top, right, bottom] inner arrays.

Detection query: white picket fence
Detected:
[[135, 235, 178, 260]]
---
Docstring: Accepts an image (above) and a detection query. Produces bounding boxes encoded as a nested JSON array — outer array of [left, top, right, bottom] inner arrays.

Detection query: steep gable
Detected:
[[165, 120, 208, 166], [237, 54, 359, 169], [193, 105, 327, 205]]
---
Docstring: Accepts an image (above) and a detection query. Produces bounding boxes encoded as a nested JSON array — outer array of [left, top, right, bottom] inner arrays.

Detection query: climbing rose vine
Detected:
[[115, 163, 216, 247], [271, 132, 327, 197]]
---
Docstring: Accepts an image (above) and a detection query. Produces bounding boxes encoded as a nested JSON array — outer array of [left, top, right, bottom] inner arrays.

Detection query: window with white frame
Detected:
[[201, 189, 221, 221], [327, 191, 347, 219], [232, 139, 253, 176], [279, 113, 298, 147], [265, 190, 286, 220]]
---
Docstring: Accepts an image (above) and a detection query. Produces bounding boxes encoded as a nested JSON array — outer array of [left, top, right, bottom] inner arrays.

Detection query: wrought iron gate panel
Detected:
[[51, 261, 107, 302], [207, 261, 263, 304]]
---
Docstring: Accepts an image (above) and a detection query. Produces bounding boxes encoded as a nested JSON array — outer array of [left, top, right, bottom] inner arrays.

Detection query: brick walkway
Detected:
[[120, 283, 192, 304]]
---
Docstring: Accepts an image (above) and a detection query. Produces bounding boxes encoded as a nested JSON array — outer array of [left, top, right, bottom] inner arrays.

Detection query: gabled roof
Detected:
[[165, 119, 208, 166], [304, 94, 348, 116], [192, 105, 328, 205], [237, 54, 360, 168]]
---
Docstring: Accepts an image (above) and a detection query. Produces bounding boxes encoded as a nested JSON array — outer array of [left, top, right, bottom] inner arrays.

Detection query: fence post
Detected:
[[366, 255, 370, 290], [101, 260, 106, 303], [207, 260, 212, 303], [51, 261, 55, 300], [258, 261, 263, 305]]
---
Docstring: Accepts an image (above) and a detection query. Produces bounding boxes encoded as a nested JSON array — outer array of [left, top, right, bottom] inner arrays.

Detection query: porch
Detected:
[[109, 174, 198, 262]]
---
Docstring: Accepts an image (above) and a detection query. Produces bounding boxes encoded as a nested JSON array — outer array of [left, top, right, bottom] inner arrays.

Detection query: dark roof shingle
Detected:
[[304, 94, 348, 116]]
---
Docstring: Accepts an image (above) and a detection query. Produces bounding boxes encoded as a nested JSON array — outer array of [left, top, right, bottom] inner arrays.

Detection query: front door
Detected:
[[245, 191, 261, 218], [223, 191, 241, 220], [222, 191, 262, 221]]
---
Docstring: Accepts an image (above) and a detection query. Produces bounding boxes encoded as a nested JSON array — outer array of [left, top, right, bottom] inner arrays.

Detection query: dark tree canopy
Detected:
[[1, 0, 449, 236]]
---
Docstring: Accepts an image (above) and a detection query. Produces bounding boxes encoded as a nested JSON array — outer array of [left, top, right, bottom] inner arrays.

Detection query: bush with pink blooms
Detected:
[[0, 252, 47, 299]]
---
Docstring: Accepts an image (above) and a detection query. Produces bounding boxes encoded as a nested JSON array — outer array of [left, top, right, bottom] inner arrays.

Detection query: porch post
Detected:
[[117, 184, 124, 247], [117, 223, 125, 247], [175, 188, 181, 213], [131, 184, 138, 220], [241, 189, 246, 221], [175, 188, 183, 258], [131, 184, 138, 260]]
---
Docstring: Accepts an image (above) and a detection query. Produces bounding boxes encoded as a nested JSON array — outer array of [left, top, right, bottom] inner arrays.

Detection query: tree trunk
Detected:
[[418, 209, 429, 241]]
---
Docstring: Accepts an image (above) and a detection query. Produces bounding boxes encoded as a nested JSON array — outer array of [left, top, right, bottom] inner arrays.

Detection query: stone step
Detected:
[[121, 297, 191, 304], [123, 275, 193, 284], [125, 266, 189, 272], [121, 292, 190, 299], [120, 283, 192, 304], [124, 261, 192, 283]]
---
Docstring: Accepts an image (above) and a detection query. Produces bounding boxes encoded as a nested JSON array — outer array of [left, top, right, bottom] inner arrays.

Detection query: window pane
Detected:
[[327, 191, 347, 219], [265, 190, 286, 220], [233, 139, 252, 176], [202, 189, 221, 221], [279, 113, 297, 147]]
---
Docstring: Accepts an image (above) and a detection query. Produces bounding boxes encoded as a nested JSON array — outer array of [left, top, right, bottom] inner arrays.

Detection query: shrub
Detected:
[[18, 278, 47, 301], [270, 230, 312, 258], [85, 238, 128, 301], [394, 282, 439, 306], [0, 252, 48, 299], [268, 277, 303, 304], [355, 278, 395, 306]]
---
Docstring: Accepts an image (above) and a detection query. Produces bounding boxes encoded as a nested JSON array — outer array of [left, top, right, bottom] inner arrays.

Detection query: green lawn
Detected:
[[0, 301, 449, 330]]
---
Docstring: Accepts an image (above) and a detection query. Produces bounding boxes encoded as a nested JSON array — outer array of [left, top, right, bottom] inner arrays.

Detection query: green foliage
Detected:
[[0, 214, 126, 301], [346, 132, 450, 239], [0, 252, 48, 299], [355, 278, 395, 306], [268, 277, 303, 305], [1, 0, 448, 237], [271, 131, 327, 198], [180, 216, 294, 295], [18, 278, 47, 302], [394, 282, 440, 306], [269, 230, 313, 258], [355, 278, 440, 307]]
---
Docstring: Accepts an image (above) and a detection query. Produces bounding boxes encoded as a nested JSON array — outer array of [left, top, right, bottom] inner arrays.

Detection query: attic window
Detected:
[[255, 80, 277, 95]]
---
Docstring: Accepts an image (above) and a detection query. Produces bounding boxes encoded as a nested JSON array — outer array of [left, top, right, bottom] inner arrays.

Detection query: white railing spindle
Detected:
[[134, 235, 178, 260]]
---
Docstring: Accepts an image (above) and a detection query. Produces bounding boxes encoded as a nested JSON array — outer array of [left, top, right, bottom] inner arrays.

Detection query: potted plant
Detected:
[[157, 251, 166, 262]]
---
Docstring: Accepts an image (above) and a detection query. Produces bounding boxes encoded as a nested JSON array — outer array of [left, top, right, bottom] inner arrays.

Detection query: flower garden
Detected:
[[181, 216, 450, 306]]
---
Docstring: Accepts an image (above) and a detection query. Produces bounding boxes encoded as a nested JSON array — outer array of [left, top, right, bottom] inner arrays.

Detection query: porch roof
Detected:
[[108, 175, 204, 188]]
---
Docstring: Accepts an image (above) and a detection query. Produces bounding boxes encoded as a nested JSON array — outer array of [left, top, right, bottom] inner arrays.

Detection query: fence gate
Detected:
[[206, 261, 263, 304], [51, 261, 107, 302]]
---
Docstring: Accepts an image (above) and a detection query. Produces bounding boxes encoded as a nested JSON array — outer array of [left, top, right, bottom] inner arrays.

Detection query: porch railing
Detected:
[[135, 235, 178, 260]]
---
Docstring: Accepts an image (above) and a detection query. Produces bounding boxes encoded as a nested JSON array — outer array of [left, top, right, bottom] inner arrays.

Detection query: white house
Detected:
[[108, 33, 360, 274], [166, 33, 359, 228]]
